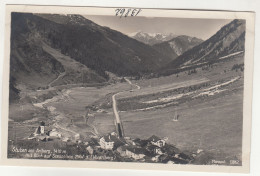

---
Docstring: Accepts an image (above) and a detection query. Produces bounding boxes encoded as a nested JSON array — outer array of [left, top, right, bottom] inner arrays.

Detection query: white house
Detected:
[[148, 135, 166, 147], [147, 144, 163, 155], [125, 147, 146, 160], [151, 155, 160, 162], [74, 134, 80, 140], [117, 146, 127, 157], [49, 129, 62, 138], [99, 135, 114, 150], [28, 121, 46, 139], [39, 121, 45, 134], [110, 132, 117, 136], [62, 137, 70, 142], [86, 146, 94, 155]]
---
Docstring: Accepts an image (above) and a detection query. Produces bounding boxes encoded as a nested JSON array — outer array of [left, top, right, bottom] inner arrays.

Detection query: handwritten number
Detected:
[[115, 9, 120, 16], [120, 9, 125, 18], [131, 9, 137, 16], [125, 9, 131, 17], [135, 9, 142, 16], [115, 8, 142, 17]]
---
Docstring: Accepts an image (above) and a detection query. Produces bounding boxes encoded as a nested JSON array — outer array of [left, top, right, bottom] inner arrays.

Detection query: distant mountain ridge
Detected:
[[162, 19, 245, 73], [129, 32, 177, 45], [153, 35, 203, 60]]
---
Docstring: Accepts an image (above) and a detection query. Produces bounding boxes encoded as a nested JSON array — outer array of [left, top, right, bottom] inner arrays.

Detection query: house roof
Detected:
[[118, 145, 128, 151], [34, 126, 41, 134], [161, 144, 180, 154], [148, 135, 162, 142], [126, 146, 147, 155], [28, 133, 35, 139], [147, 144, 160, 150], [113, 139, 125, 149], [133, 138, 149, 147], [40, 121, 45, 126]]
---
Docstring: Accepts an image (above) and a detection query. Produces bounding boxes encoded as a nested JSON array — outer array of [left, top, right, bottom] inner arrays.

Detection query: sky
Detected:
[[84, 15, 232, 40]]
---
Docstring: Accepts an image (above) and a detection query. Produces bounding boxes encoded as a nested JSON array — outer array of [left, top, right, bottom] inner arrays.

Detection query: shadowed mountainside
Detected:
[[30, 13, 172, 76], [9, 13, 173, 101], [153, 35, 203, 60]]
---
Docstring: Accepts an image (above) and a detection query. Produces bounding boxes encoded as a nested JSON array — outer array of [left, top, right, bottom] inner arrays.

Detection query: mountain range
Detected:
[[129, 32, 177, 45], [10, 13, 172, 96], [9, 13, 245, 102]]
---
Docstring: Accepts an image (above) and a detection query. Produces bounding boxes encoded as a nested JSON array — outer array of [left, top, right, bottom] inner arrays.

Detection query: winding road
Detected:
[[112, 77, 140, 137], [48, 72, 66, 87], [124, 77, 141, 90]]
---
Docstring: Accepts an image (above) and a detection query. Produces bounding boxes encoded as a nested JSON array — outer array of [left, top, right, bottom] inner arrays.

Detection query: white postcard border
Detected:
[[0, 4, 255, 173]]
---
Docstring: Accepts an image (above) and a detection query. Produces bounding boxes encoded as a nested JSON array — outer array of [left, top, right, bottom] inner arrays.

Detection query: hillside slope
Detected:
[[10, 30, 65, 89], [163, 19, 245, 73], [9, 12, 173, 101], [28, 13, 171, 76], [153, 35, 203, 60]]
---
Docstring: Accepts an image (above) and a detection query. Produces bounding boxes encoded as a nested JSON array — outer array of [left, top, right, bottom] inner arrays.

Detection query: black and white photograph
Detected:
[[0, 5, 255, 173]]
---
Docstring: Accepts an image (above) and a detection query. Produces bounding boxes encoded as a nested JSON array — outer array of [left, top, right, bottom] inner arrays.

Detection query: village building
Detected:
[[47, 129, 62, 138], [125, 147, 146, 160], [33, 121, 45, 135], [174, 153, 180, 158], [125, 138, 136, 146], [39, 121, 45, 134], [28, 121, 46, 140], [62, 137, 70, 142], [74, 133, 80, 141], [116, 146, 128, 157], [148, 135, 166, 147], [146, 144, 163, 155], [86, 146, 94, 155], [99, 134, 125, 150], [34, 127, 41, 136], [161, 143, 180, 156], [110, 132, 117, 136], [99, 135, 114, 150], [151, 155, 161, 162], [133, 138, 149, 147]]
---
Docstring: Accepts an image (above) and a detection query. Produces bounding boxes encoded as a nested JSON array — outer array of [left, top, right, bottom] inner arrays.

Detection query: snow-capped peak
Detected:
[[129, 32, 177, 45]]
